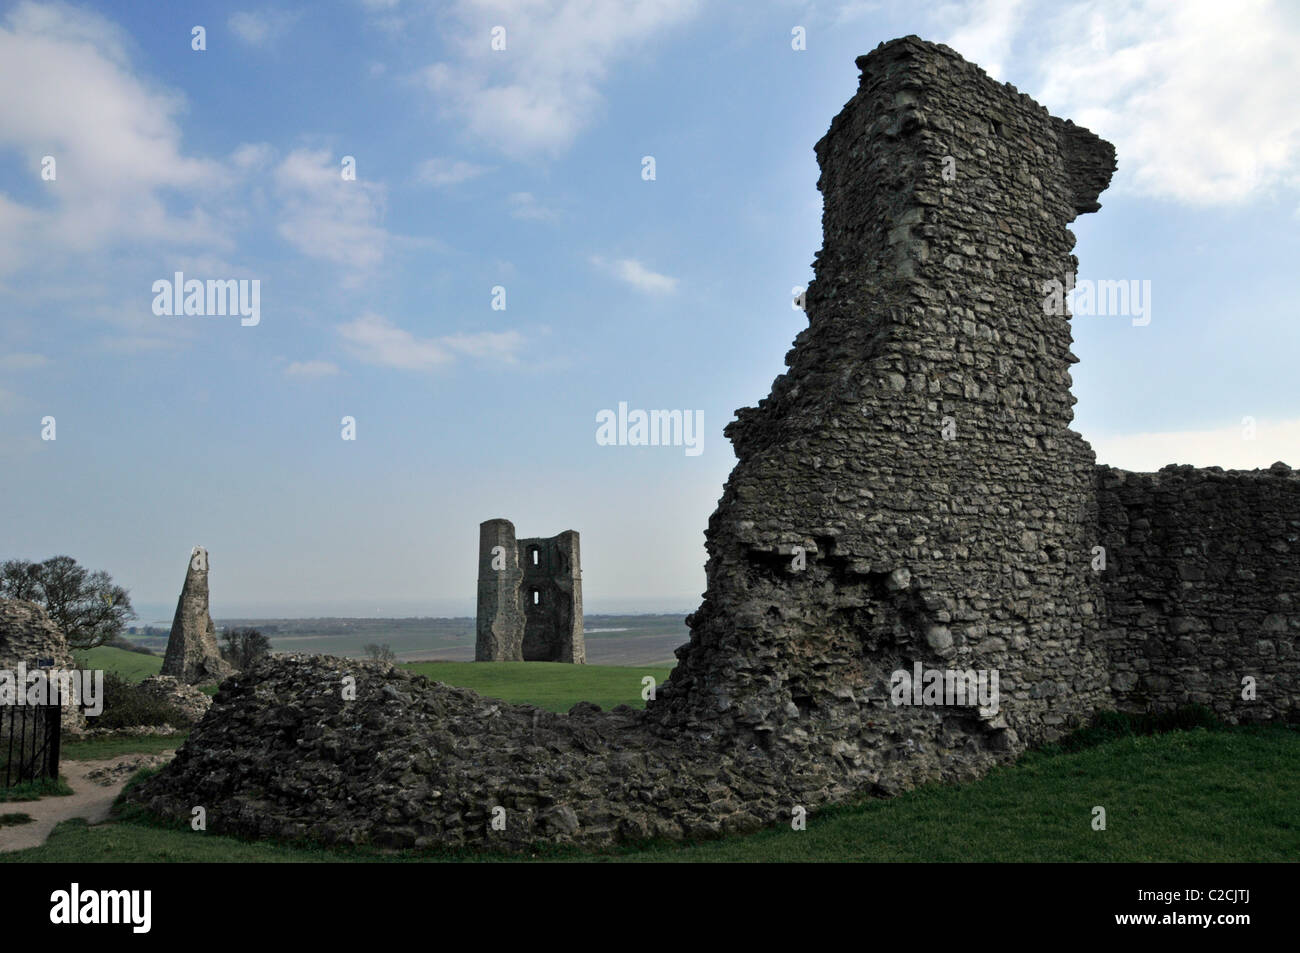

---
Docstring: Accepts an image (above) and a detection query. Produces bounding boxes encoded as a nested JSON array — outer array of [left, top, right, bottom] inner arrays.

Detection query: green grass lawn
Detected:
[[61, 734, 185, 762], [402, 661, 671, 712], [74, 646, 162, 682], [74, 648, 667, 714], [5, 726, 1296, 862]]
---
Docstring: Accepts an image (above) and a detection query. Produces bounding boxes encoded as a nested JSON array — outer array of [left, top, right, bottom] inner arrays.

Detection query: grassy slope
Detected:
[[6, 727, 1296, 862], [73, 646, 162, 682]]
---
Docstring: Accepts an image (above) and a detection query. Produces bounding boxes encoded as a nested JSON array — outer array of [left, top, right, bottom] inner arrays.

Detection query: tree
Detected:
[[0, 555, 135, 650], [221, 627, 271, 670], [363, 643, 396, 662]]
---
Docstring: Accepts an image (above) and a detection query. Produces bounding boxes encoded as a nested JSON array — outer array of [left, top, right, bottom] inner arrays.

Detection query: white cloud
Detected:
[[417, 0, 700, 158], [231, 142, 275, 171], [0, 1, 230, 263], [507, 191, 558, 222], [338, 312, 523, 369], [939, 0, 1029, 81], [285, 360, 341, 378], [416, 157, 491, 187], [934, 0, 1300, 205], [274, 149, 389, 281], [591, 255, 677, 294], [229, 10, 300, 47], [438, 330, 525, 363], [1089, 417, 1300, 471]]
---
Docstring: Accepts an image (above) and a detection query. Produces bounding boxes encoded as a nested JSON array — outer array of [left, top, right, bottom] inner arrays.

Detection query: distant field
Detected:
[[404, 661, 671, 712], [204, 613, 689, 667]]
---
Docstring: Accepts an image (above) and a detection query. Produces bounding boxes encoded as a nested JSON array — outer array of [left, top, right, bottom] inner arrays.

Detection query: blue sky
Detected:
[[1, 0, 1297, 620]]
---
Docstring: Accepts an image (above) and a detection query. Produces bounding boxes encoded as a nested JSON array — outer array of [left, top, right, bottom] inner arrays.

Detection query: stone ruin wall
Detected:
[[129, 36, 1299, 852], [1097, 463, 1300, 723], [519, 532, 583, 663], [0, 599, 85, 733], [476, 519, 584, 663], [652, 36, 1119, 793]]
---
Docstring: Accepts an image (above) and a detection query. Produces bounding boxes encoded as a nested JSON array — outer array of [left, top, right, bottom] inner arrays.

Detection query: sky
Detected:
[[1, 0, 1297, 621]]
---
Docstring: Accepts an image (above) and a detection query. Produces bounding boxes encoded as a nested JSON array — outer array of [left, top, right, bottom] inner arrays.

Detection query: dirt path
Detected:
[[0, 752, 174, 853]]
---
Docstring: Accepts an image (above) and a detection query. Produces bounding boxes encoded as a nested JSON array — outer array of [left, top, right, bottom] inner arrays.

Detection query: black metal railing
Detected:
[[0, 674, 62, 789]]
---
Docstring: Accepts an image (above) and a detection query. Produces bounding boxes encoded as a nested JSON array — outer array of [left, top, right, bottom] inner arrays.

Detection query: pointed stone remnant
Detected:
[[161, 546, 232, 684]]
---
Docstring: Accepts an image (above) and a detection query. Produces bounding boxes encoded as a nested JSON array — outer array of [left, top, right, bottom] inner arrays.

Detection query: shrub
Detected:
[[94, 673, 188, 730], [221, 627, 271, 670]]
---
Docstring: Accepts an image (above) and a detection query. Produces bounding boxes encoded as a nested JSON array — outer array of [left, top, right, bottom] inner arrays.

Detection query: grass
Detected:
[[4, 721, 1297, 863], [76, 647, 666, 713], [62, 734, 185, 762], [73, 646, 162, 682], [605, 726, 1300, 863], [0, 812, 33, 828], [401, 661, 671, 712], [0, 775, 73, 802]]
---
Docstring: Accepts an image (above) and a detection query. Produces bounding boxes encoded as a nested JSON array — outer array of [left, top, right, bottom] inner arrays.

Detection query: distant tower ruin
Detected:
[[476, 519, 584, 663], [161, 546, 233, 684]]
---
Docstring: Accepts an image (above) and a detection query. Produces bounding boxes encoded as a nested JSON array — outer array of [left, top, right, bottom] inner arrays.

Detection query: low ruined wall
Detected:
[[1097, 463, 1300, 722], [131, 655, 838, 850]]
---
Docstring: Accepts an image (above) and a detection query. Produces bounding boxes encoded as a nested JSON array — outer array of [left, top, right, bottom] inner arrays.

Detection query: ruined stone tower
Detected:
[[161, 546, 233, 684], [652, 36, 1119, 781], [476, 519, 584, 663]]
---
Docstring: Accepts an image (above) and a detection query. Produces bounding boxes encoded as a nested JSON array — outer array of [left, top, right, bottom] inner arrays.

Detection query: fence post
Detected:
[[47, 671, 62, 782]]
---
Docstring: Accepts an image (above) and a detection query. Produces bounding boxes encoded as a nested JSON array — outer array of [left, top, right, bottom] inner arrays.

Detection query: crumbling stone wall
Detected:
[[0, 598, 84, 732], [476, 519, 584, 663], [652, 35, 1117, 788], [1097, 463, 1300, 723]]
